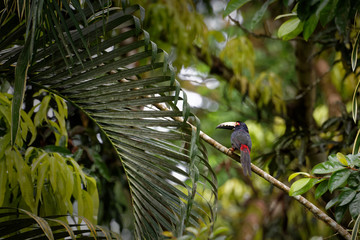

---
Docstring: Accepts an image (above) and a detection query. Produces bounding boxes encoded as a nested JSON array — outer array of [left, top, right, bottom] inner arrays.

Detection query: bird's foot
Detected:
[[227, 147, 235, 155]]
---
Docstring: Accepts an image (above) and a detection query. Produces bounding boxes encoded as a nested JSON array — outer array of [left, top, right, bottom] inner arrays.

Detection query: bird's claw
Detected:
[[227, 147, 235, 155]]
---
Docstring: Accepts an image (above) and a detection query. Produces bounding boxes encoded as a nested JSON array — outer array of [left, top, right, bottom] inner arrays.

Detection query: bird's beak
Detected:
[[216, 122, 237, 130]]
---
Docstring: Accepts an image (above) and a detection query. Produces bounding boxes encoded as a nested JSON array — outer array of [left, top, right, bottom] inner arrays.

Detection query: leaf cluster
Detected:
[[277, 0, 360, 41], [0, 91, 99, 223], [289, 153, 360, 222], [1, 1, 218, 238]]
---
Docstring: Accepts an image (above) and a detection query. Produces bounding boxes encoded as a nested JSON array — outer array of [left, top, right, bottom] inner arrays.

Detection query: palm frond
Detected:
[[0, 1, 217, 238], [0, 207, 120, 239]]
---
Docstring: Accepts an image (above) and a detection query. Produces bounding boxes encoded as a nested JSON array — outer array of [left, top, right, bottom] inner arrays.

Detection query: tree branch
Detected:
[[198, 129, 351, 240], [155, 102, 351, 239]]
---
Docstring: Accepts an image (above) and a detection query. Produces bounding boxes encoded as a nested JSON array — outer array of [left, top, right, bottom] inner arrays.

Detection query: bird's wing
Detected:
[[231, 130, 252, 151]]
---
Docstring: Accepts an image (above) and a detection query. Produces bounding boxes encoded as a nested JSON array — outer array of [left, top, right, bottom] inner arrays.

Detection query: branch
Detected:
[[228, 16, 280, 40], [198, 130, 351, 240], [155, 103, 351, 239], [227, 15, 336, 45]]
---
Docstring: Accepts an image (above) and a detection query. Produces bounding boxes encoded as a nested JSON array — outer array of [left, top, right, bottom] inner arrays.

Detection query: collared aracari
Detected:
[[216, 121, 252, 176]]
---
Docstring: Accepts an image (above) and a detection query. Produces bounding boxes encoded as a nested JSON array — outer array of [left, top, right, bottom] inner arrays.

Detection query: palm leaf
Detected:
[[0, 1, 217, 238], [0, 207, 120, 239]]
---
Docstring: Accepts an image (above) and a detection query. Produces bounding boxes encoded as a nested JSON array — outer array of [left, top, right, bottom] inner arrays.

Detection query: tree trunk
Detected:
[[294, 40, 316, 129]]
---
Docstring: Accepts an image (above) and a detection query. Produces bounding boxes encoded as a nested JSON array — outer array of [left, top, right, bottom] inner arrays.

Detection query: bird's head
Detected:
[[216, 121, 249, 132]]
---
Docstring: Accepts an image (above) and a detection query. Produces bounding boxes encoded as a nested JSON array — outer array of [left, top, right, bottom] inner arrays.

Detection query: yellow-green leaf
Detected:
[[49, 155, 57, 193], [35, 160, 49, 210], [5, 147, 16, 190], [65, 165, 74, 201], [278, 17, 304, 41], [82, 190, 94, 223], [289, 178, 317, 196], [288, 172, 310, 182], [12, 148, 36, 212], [336, 152, 348, 166], [0, 133, 10, 159], [20, 110, 37, 144], [86, 175, 99, 223], [68, 158, 87, 187], [34, 95, 51, 127]]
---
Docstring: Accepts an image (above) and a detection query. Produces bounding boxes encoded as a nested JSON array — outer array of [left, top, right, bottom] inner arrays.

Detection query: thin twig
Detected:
[[228, 15, 280, 40]]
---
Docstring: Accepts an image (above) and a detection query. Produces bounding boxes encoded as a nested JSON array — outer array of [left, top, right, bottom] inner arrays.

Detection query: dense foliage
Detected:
[[1, 0, 216, 239], [2, 0, 360, 239]]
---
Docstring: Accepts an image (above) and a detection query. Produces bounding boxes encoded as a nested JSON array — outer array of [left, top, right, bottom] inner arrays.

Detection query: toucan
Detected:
[[216, 121, 252, 176]]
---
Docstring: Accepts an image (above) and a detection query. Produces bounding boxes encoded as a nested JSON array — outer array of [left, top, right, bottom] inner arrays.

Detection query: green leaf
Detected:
[[303, 14, 319, 41], [85, 175, 99, 224], [289, 178, 317, 196], [319, 0, 338, 26], [250, 0, 272, 30], [10, 148, 36, 212], [346, 154, 360, 167], [34, 95, 51, 127], [334, 0, 350, 36], [288, 172, 311, 182], [296, 0, 312, 21], [11, 39, 31, 146], [223, 0, 251, 17], [325, 195, 340, 210], [334, 205, 347, 223], [348, 172, 360, 188], [339, 189, 357, 206], [328, 169, 351, 193], [312, 160, 346, 174], [81, 190, 95, 224], [315, 179, 329, 199], [352, 31, 360, 72], [88, 148, 111, 181], [20, 110, 36, 144], [277, 17, 304, 41], [34, 160, 49, 210], [349, 193, 360, 219]]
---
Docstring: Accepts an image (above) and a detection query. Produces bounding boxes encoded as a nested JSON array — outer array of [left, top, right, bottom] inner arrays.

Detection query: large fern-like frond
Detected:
[[0, 207, 120, 239], [0, 1, 217, 238]]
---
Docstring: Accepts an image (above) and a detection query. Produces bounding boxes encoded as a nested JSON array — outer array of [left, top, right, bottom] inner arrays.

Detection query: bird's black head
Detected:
[[216, 121, 249, 132], [235, 121, 249, 132]]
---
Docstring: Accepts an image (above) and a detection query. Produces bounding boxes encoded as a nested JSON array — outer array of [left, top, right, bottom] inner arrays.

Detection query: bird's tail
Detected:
[[240, 147, 251, 176]]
